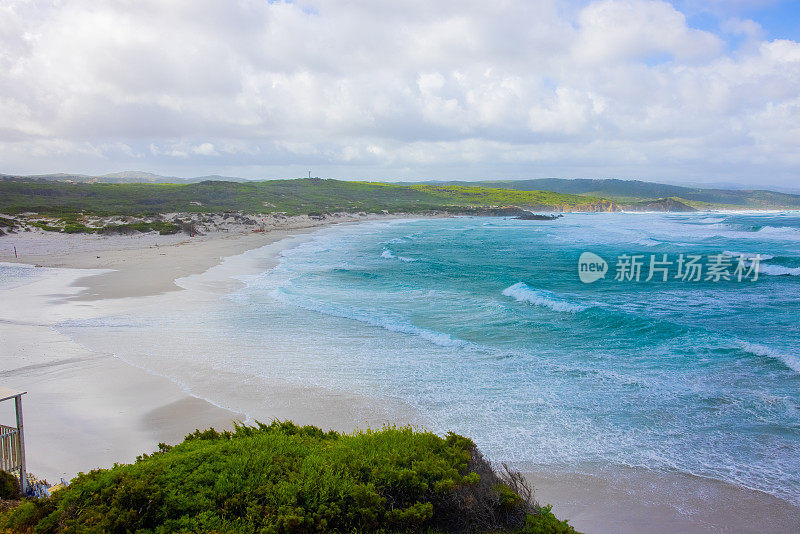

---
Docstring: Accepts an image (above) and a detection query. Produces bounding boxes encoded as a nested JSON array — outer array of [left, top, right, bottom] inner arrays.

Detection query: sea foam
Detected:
[[270, 287, 465, 348], [756, 226, 800, 239], [722, 251, 775, 261], [502, 282, 587, 313], [381, 248, 416, 262], [720, 252, 798, 275], [740, 342, 800, 373], [758, 264, 800, 276]]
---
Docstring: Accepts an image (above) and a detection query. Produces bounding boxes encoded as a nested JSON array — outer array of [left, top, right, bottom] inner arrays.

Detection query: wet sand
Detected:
[[0, 215, 414, 481], [525, 464, 800, 533]]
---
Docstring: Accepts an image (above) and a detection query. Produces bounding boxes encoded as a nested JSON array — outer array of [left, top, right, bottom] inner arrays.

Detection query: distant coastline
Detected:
[[4, 174, 800, 214]]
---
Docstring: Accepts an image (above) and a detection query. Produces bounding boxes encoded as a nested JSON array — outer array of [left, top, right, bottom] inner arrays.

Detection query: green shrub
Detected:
[[62, 223, 97, 234], [28, 221, 60, 232], [0, 471, 20, 500], [100, 221, 179, 235], [156, 222, 180, 235], [0, 499, 54, 532], [523, 505, 578, 533], [0, 422, 576, 533]]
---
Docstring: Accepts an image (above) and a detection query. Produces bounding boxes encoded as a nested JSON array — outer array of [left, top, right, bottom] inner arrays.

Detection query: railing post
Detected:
[[14, 396, 27, 496]]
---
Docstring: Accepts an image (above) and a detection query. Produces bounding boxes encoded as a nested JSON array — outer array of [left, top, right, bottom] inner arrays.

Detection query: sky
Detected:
[[1, 0, 799, 187]]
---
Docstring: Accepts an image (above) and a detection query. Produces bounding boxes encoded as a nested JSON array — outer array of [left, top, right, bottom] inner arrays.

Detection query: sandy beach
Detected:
[[527, 465, 800, 533], [0, 213, 419, 482], [2, 216, 800, 534]]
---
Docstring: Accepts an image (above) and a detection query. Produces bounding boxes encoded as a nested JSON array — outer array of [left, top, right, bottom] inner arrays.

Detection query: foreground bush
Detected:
[[0, 471, 19, 500], [0, 421, 576, 533]]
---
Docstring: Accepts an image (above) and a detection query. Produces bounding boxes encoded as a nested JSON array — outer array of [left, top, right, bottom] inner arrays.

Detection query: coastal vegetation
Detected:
[[0, 421, 576, 533], [0, 471, 20, 501], [406, 185, 610, 211], [23, 216, 180, 235], [4, 175, 798, 219], [419, 178, 800, 210], [0, 178, 605, 219]]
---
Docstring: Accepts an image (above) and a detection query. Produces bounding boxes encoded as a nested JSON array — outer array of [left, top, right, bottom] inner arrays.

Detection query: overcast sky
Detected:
[[1, 0, 799, 186]]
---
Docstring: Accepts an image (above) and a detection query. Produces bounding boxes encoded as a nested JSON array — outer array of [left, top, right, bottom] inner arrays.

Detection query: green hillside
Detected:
[[420, 178, 800, 209], [408, 184, 606, 210], [0, 178, 605, 216]]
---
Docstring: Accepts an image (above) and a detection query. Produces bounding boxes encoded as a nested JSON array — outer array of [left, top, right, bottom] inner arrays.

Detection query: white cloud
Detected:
[[574, 0, 723, 63], [0, 0, 798, 186], [192, 143, 219, 156], [721, 17, 764, 40]]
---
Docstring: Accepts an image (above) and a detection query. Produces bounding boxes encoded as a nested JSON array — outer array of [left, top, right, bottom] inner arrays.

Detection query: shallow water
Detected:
[[252, 212, 800, 506]]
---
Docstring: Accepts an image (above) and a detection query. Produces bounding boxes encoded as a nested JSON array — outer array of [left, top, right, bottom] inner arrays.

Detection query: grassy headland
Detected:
[[0, 177, 610, 219], [414, 178, 800, 210], [1, 422, 577, 533]]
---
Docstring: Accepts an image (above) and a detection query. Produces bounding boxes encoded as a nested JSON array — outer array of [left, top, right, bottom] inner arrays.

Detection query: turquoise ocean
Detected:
[[8, 212, 800, 507], [239, 212, 800, 505]]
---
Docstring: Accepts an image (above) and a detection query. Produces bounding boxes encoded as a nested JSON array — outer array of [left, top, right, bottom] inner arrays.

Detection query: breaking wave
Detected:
[[502, 282, 587, 313], [740, 342, 800, 373], [381, 248, 416, 262], [722, 251, 775, 261], [758, 264, 800, 276]]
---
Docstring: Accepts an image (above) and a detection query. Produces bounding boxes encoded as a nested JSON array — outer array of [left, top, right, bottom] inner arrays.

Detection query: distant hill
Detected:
[[411, 178, 800, 209], [0, 171, 247, 184], [0, 178, 611, 216], [3, 172, 798, 210]]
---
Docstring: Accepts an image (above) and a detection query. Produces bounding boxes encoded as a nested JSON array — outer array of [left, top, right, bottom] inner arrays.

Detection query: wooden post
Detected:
[[14, 396, 26, 496]]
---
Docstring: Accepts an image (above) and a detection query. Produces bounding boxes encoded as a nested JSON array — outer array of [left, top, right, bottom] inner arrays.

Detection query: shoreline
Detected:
[[0, 212, 430, 299], [2, 215, 799, 533], [0, 214, 425, 482], [0, 265, 247, 481], [524, 464, 800, 533]]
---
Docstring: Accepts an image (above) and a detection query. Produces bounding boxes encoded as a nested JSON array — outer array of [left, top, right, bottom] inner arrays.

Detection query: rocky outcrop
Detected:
[[569, 199, 620, 212], [515, 212, 563, 221], [459, 206, 566, 219], [462, 200, 621, 216], [623, 197, 696, 212]]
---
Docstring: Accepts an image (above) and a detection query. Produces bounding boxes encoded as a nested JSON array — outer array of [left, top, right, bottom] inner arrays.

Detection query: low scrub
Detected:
[[99, 221, 179, 235], [0, 471, 20, 500], [21, 219, 180, 235], [0, 421, 576, 533], [0, 178, 604, 216]]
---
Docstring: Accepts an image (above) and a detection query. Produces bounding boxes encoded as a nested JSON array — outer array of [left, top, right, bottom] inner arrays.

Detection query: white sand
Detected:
[[525, 466, 800, 534], [0, 264, 243, 480], [0, 214, 420, 481]]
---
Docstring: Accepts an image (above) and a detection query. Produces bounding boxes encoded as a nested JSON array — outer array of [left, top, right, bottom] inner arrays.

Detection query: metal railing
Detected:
[[0, 390, 28, 494], [0, 424, 23, 473]]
